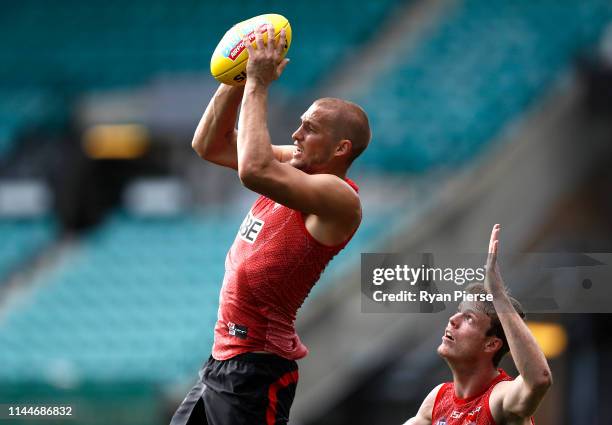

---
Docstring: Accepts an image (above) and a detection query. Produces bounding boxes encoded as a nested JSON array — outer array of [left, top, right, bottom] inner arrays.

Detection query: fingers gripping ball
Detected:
[[211, 14, 292, 86]]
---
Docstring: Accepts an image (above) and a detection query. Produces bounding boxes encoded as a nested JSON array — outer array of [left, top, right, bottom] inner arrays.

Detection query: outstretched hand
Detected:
[[243, 25, 290, 88], [484, 224, 506, 296]]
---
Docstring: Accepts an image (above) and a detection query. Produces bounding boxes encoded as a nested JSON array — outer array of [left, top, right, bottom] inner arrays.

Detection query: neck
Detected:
[[324, 162, 348, 179], [310, 165, 347, 179], [335, 170, 347, 179], [448, 360, 500, 399]]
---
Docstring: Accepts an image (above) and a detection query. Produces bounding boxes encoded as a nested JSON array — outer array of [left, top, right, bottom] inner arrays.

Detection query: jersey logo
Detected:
[[238, 211, 264, 244], [435, 420, 447, 425], [467, 405, 482, 419], [450, 411, 464, 419]]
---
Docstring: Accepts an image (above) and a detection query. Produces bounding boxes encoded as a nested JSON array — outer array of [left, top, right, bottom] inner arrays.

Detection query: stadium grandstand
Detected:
[[1, 0, 612, 424]]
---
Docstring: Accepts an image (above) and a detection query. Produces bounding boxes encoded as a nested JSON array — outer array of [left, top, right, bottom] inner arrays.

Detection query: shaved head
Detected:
[[313, 98, 371, 164]]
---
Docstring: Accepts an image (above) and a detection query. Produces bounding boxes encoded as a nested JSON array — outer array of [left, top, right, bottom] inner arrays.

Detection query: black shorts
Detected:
[[170, 353, 299, 425]]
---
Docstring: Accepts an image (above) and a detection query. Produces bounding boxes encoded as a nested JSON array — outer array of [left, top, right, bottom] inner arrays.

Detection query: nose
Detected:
[[449, 313, 461, 328], [292, 126, 303, 142]]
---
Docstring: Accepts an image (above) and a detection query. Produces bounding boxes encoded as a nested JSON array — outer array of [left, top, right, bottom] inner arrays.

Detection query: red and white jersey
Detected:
[[432, 369, 534, 425], [212, 179, 359, 360]]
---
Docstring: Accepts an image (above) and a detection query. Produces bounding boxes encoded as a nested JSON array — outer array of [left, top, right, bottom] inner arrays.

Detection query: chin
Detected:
[[437, 343, 452, 359], [437, 344, 446, 357]]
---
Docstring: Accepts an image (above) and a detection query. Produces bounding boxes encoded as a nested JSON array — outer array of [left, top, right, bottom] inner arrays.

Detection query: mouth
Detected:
[[443, 330, 454, 342]]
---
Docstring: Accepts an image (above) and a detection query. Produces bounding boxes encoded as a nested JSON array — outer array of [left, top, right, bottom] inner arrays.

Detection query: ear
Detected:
[[484, 336, 503, 354], [335, 139, 352, 157]]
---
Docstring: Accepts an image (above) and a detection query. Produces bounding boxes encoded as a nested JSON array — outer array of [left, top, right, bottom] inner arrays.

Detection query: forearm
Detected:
[[493, 290, 552, 389], [192, 84, 243, 159], [237, 82, 275, 179]]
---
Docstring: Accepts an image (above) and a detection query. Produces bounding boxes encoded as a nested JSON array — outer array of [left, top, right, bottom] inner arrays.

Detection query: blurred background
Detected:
[[1, 0, 612, 423]]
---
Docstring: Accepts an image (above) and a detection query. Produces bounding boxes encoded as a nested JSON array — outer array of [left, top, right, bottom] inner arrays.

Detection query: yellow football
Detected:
[[210, 14, 292, 86]]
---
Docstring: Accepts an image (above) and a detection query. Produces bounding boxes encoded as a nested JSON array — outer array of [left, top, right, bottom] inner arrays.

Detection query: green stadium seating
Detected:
[[0, 204, 394, 383], [0, 211, 237, 382], [2, 0, 612, 387], [0, 0, 403, 156], [0, 216, 57, 283], [355, 0, 612, 172]]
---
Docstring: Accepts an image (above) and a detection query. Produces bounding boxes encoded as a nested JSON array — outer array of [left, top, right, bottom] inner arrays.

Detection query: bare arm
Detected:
[[236, 26, 360, 227], [191, 84, 243, 169], [191, 84, 295, 169], [486, 225, 552, 420], [402, 384, 442, 425]]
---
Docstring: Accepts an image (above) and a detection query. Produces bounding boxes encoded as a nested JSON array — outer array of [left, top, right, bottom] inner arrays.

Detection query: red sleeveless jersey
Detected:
[[432, 369, 534, 425], [212, 179, 359, 361]]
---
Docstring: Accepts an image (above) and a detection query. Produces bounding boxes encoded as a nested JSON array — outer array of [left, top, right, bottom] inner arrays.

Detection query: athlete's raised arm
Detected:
[[191, 83, 243, 169], [486, 224, 553, 422], [402, 384, 442, 425], [236, 25, 362, 242], [191, 84, 296, 169]]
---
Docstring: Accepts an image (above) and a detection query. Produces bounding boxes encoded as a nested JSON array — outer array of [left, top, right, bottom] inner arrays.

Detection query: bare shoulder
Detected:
[[303, 174, 361, 245], [489, 380, 512, 416], [489, 380, 532, 425], [402, 384, 444, 425], [307, 173, 361, 217], [329, 174, 360, 201], [426, 383, 445, 400]]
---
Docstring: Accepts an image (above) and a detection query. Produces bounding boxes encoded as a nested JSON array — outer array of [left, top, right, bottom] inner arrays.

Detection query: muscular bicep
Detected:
[[403, 384, 443, 425], [198, 129, 238, 170], [241, 160, 360, 221], [198, 130, 293, 170]]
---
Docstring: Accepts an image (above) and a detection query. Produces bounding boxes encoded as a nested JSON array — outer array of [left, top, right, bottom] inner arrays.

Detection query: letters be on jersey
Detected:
[[239, 211, 264, 244]]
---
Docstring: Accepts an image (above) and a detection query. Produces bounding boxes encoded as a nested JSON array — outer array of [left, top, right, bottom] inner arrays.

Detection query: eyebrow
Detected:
[[300, 117, 320, 130], [458, 308, 477, 318]]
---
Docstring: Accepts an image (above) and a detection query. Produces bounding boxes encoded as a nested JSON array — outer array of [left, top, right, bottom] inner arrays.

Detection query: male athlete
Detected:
[[403, 224, 552, 424], [170, 26, 370, 425]]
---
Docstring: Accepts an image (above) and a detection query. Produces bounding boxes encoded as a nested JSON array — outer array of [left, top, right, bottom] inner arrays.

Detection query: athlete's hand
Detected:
[[484, 224, 507, 297], [243, 25, 289, 88]]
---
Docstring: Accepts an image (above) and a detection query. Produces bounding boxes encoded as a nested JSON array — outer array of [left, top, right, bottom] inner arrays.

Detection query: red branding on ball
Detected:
[[229, 24, 269, 60]]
